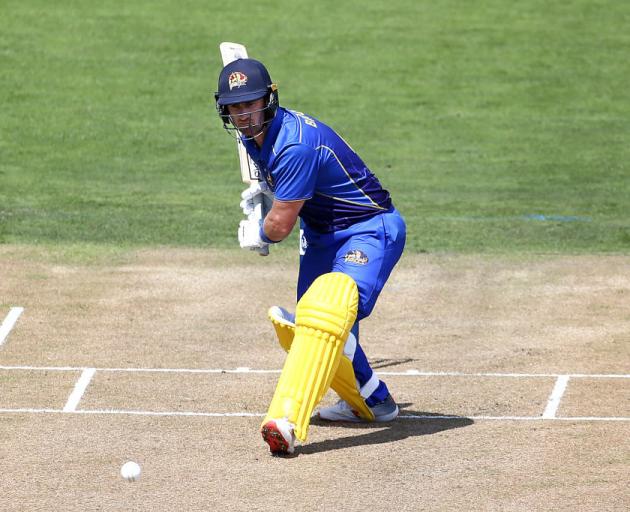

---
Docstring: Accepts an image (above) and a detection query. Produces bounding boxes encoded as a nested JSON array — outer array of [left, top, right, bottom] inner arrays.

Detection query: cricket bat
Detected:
[[219, 42, 269, 256]]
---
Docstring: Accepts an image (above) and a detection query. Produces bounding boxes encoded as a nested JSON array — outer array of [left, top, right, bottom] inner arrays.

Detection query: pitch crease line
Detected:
[[542, 375, 570, 419], [0, 365, 629, 379], [0, 307, 24, 347], [0, 408, 629, 421], [63, 368, 96, 412]]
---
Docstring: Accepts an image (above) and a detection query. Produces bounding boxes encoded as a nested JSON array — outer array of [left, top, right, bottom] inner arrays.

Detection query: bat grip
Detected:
[[252, 195, 270, 256]]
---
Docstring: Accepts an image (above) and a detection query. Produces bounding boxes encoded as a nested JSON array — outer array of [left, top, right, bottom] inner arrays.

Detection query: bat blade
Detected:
[[219, 41, 261, 184], [219, 42, 248, 65], [219, 42, 269, 256]]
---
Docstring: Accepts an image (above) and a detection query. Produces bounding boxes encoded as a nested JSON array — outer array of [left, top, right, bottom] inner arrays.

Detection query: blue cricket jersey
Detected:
[[242, 107, 392, 233]]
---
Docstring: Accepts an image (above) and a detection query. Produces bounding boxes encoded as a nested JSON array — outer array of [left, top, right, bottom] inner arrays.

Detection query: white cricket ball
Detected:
[[120, 461, 141, 482]]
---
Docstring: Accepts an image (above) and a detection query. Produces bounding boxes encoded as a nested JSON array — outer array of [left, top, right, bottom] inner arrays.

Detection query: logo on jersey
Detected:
[[343, 249, 368, 265], [228, 71, 248, 90], [299, 230, 308, 256]]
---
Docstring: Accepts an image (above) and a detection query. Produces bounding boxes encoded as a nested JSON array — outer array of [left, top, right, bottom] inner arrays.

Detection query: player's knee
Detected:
[[296, 272, 358, 342], [357, 294, 377, 321]]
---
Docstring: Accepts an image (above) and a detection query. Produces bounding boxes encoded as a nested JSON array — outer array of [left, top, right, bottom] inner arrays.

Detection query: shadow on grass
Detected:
[[296, 404, 474, 456]]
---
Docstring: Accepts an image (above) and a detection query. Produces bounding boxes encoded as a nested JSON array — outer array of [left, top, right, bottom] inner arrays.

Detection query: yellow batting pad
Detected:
[[268, 306, 375, 422], [329, 356, 375, 421], [268, 306, 294, 353], [263, 273, 359, 441]]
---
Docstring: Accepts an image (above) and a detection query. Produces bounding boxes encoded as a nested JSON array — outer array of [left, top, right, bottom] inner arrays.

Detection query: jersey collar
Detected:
[[259, 107, 284, 162]]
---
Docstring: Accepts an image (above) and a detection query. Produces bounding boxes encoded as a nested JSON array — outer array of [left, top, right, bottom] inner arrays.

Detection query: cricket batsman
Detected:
[[215, 57, 406, 455]]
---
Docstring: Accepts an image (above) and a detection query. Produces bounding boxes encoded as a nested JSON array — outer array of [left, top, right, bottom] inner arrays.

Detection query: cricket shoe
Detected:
[[318, 394, 399, 423], [261, 417, 296, 455]]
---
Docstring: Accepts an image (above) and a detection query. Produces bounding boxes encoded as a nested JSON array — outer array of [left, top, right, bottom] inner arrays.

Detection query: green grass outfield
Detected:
[[1, 0, 629, 255]]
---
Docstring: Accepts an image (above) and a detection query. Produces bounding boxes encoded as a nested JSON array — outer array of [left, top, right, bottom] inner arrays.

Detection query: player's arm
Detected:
[[262, 199, 305, 242], [250, 142, 314, 245]]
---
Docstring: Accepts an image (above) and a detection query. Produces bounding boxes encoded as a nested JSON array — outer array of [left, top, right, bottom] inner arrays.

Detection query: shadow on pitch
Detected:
[[297, 404, 474, 456]]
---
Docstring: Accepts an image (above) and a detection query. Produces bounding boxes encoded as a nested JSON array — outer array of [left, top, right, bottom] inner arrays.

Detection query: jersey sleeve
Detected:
[[271, 143, 319, 202]]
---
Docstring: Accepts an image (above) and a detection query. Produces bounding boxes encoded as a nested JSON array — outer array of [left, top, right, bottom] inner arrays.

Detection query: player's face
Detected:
[[227, 98, 267, 138]]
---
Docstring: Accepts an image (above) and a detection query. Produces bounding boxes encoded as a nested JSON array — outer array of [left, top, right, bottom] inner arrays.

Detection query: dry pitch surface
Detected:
[[0, 247, 628, 511]]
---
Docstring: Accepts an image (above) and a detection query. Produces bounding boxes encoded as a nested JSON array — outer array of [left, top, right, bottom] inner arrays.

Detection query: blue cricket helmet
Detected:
[[216, 58, 275, 105], [215, 58, 279, 127]]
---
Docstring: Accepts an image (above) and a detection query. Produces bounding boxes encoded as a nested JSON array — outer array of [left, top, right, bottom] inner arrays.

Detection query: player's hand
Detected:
[[238, 218, 269, 253], [240, 181, 274, 217]]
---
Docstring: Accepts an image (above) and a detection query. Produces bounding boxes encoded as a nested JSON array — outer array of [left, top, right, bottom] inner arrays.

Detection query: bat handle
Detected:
[[253, 195, 270, 256]]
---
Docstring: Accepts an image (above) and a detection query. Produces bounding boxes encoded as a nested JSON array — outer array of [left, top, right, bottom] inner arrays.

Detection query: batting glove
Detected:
[[240, 181, 274, 217], [238, 218, 270, 253]]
